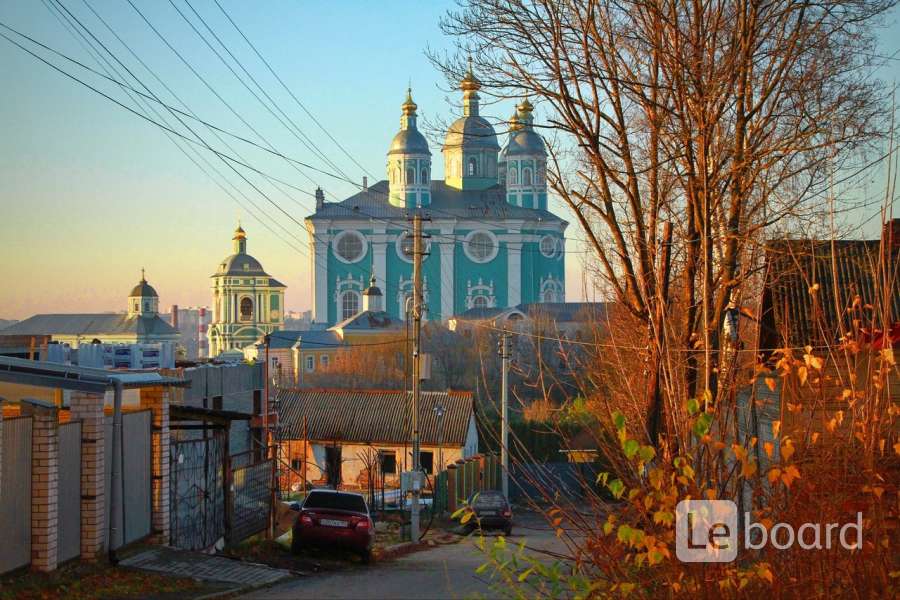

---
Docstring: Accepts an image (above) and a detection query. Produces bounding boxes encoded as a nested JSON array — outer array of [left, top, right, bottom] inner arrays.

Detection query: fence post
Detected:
[[139, 386, 170, 545], [69, 391, 106, 560], [446, 464, 458, 513], [22, 399, 59, 572]]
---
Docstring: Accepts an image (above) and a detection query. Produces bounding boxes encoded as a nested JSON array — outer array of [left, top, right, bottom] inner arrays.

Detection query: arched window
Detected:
[[406, 167, 415, 184], [144, 301, 150, 312], [240, 297, 253, 321], [341, 291, 359, 320], [472, 296, 489, 309], [509, 168, 518, 185], [421, 168, 428, 184], [523, 168, 532, 185], [467, 157, 477, 176]]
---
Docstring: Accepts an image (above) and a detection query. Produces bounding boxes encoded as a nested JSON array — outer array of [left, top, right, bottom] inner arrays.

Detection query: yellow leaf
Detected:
[[781, 439, 795, 462], [742, 459, 757, 478], [763, 442, 774, 459], [768, 468, 782, 484], [894, 441, 900, 456], [781, 465, 801, 488], [787, 402, 801, 413], [811, 432, 820, 444], [705, 489, 716, 500], [765, 378, 777, 392], [772, 421, 781, 437], [797, 366, 808, 385]]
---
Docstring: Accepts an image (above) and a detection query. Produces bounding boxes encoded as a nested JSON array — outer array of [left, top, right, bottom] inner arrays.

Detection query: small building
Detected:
[[207, 225, 287, 357], [448, 302, 610, 338], [275, 388, 477, 492], [0, 271, 180, 352]]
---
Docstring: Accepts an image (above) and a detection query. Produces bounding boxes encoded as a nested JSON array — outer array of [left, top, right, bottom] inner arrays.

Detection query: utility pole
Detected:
[[409, 212, 426, 541], [499, 329, 510, 499]]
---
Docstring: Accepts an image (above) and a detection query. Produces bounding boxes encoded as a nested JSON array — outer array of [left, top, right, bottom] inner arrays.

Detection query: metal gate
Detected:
[[0, 417, 32, 574], [58, 420, 82, 563], [104, 411, 152, 549], [170, 433, 225, 550], [232, 453, 272, 542]]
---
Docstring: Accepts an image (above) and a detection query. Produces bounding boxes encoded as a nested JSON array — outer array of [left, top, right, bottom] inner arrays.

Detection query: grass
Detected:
[[0, 561, 215, 600]]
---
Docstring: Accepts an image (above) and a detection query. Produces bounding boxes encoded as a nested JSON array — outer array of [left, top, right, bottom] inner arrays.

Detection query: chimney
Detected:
[[315, 187, 325, 211], [363, 176, 368, 192], [171, 305, 179, 329], [882, 218, 900, 252]]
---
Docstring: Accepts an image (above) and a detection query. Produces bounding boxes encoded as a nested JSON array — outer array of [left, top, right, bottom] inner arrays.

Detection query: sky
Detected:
[[0, 1, 899, 320]]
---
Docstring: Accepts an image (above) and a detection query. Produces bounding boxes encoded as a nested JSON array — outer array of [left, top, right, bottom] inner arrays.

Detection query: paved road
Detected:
[[244, 513, 570, 600]]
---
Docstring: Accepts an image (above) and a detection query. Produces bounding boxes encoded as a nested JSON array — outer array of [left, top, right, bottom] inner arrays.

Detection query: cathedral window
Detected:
[[540, 235, 559, 258], [240, 297, 254, 321], [467, 157, 477, 176], [464, 230, 499, 263], [396, 231, 431, 264], [421, 167, 428, 184], [333, 230, 367, 264], [523, 168, 532, 186], [407, 167, 415, 184], [340, 291, 360, 320], [472, 295, 489, 309]]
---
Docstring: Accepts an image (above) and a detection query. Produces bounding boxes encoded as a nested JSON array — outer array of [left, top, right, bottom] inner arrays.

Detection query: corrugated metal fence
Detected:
[[58, 420, 82, 563], [104, 411, 152, 549], [0, 417, 32, 573]]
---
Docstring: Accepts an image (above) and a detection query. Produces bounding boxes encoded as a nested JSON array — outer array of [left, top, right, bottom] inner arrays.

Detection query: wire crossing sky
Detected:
[[1, 0, 898, 320]]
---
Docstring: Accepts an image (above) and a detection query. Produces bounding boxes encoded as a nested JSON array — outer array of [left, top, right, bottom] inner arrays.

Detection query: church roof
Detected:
[[309, 179, 564, 223], [0, 313, 179, 338], [129, 279, 158, 298], [331, 309, 404, 332], [215, 253, 280, 280], [389, 128, 430, 155], [501, 128, 546, 157], [443, 114, 499, 150]]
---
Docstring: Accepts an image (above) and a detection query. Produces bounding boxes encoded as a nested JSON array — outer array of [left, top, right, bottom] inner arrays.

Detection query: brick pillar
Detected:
[[22, 399, 59, 572], [69, 391, 106, 559], [139, 387, 170, 544]]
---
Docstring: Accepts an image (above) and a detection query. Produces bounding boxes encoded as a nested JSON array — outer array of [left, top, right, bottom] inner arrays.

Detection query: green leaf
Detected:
[[623, 439, 640, 459], [518, 567, 534, 582], [638, 445, 656, 462], [616, 524, 632, 543], [693, 412, 713, 438], [607, 478, 625, 499], [686, 398, 700, 416], [475, 562, 489, 574], [613, 410, 626, 431], [596, 471, 609, 486]]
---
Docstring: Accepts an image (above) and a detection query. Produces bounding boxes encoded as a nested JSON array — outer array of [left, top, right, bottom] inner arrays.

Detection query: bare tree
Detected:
[[432, 0, 895, 445]]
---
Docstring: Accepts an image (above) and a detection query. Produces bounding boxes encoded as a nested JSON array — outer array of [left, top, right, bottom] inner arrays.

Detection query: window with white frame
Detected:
[[464, 230, 498, 263], [340, 290, 360, 320], [333, 230, 367, 263], [305, 355, 314, 372], [540, 235, 558, 258], [320, 354, 329, 368], [468, 157, 477, 176]]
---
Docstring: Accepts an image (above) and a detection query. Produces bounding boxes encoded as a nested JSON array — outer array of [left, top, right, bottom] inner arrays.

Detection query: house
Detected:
[[448, 302, 611, 339], [738, 219, 899, 450], [244, 276, 407, 386], [275, 388, 477, 492]]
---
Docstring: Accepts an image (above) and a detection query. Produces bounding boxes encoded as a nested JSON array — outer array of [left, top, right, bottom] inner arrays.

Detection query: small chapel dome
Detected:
[[130, 271, 158, 298], [388, 88, 430, 156], [502, 98, 545, 157], [443, 59, 500, 152]]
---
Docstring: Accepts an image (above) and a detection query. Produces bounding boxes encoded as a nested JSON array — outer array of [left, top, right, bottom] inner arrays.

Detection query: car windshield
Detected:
[[472, 492, 507, 509], [303, 491, 367, 513]]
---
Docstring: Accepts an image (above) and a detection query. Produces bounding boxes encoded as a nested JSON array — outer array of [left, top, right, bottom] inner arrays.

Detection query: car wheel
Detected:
[[360, 549, 373, 564], [290, 532, 302, 554]]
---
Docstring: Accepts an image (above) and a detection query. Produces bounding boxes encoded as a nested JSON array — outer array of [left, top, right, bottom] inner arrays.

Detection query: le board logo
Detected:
[[675, 500, 863, 563]]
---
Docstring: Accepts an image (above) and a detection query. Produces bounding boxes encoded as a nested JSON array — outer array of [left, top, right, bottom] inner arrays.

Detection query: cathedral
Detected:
[[207, 226, 286, 356], [305, 65, 567, 326]]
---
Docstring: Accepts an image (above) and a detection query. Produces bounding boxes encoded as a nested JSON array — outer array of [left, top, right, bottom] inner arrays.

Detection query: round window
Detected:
[[540, 235, 558, 258], [333, 231, 367, 263], [396, 231, 431, 264], [465, 231, 498, 263]]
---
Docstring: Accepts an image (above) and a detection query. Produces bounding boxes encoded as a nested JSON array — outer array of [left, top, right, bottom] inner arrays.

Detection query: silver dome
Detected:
[[502, 129, 546, 157], [443, 115, 500, 150], [388, 128, 431, 156], [218, 253, 267, 276]]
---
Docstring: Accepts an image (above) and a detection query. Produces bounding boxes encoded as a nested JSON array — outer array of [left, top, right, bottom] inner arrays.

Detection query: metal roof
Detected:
[[308, 179, 564, 223], [0, 356, 187, 393], [276, 388, 474, 446], [763, 239, 900, 346], [331, 310, 405, 332], [0, 313, 179, 338]]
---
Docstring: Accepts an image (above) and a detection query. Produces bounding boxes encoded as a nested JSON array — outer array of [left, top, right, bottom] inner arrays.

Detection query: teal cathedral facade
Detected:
[[306, 67, 567, 326]]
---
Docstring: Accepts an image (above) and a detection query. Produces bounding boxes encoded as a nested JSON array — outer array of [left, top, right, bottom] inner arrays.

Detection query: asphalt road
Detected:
[[244, 512, 571, 600]]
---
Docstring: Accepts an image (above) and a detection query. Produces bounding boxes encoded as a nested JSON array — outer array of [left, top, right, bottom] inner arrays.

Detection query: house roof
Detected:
[[331, 310, 404, 332], [0, 313, 179, 338], [276, 388, 474, 446], [265, 330, 342, 349], [763, 238, 900, 347], [309, 179, 564, 223]]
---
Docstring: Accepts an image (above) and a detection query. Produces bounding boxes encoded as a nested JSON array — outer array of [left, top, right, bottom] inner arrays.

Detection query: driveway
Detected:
[[242, 512, 574, 600]]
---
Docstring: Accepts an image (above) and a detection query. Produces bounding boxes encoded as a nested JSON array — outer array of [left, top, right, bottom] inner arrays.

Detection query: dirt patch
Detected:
[[0, 561, 226, 600], [222, 535, 365, 574]]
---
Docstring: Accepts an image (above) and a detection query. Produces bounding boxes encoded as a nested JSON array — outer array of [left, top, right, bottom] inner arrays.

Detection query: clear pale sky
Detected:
[[1, 1, 898, 320]]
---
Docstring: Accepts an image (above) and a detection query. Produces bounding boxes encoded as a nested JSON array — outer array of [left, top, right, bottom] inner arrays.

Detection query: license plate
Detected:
[[480, 510, 496, 516], [320, 519, 347, 528]]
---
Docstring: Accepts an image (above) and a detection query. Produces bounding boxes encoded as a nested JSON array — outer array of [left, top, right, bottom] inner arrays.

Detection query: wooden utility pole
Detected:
[[410, 212, 424, 541], [499, 329, 511, 499], [303, 415, 308, 493]]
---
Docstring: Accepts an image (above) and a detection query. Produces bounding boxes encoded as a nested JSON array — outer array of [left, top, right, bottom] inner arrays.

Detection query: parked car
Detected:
[[291, 489, 375, 562], [466, 490, 513, 535]]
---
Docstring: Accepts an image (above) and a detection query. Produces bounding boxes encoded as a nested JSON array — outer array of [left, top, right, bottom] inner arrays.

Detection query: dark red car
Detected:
[[291, 489, 375, 562]]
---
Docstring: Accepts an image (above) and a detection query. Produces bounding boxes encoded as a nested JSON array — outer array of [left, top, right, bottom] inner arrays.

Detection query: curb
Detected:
[[376, 541, 426, 561]]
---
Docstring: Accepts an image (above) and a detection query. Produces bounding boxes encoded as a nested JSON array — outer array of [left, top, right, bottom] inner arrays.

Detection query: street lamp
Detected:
[[434, 404, 446, 472]]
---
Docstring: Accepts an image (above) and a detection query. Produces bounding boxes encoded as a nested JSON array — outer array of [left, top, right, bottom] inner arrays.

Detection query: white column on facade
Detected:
[[371, 231, 388, 290], [439, 239, 455, 320], [312, 231, 331, 325], [507, 239, 523, 307]]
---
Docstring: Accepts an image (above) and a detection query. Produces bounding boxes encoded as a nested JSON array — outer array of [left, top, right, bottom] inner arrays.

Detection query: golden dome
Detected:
[[401, 87, 418, 115], [233, 224, 246, 240], [508, 112, 523, 132], [517, 97, 534, 116], [460, 57, 481, 92]]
